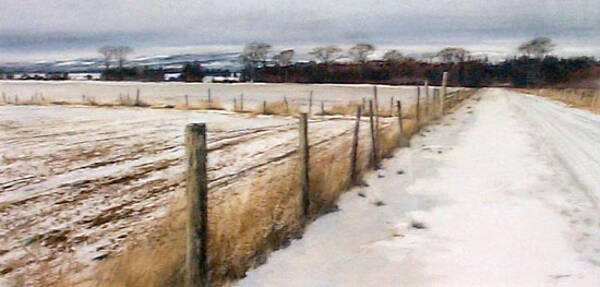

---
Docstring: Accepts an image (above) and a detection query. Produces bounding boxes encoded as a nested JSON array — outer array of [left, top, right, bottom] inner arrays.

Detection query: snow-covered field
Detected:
[[0, 81, 445, 110], [236, 88, 600, 286], [0, 105, 366, 285]]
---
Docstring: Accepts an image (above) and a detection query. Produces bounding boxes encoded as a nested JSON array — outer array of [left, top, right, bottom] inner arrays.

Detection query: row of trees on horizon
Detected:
[[87, 37, 598, 88], [239, 37, 598, 88]]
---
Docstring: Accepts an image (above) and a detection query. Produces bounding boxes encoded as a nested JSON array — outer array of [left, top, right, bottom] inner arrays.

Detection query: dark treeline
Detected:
[[252, 56, 599, 88], [240, 37, 599, 88], [103, 67, 165, 81]]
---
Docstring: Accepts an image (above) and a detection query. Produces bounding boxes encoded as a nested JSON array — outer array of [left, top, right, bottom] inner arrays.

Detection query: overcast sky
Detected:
[[1, 0, 599, 61]]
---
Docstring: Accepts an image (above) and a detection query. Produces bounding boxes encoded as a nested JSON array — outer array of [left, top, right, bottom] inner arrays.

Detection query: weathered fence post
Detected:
[[397, 100, 408, 147], [362, 97, 366, 110], [435, 89, 442, 118], [233, 98, 237, 112], [373, 85, 379, 128], [424, 81, 430, 119], [207, 88, 212, 104], [299, 113, 310, 217], [389, 96, 395, 115], [15, 95, 18, 105], [184, 123, 208, 287], [185, 95, 190, 108], [320, 101, 325, 115], [416, 86, 421, 126], [2, 92, 6, 103], [263, 100, 267, 114], [240, 94, 244, 111], [284, 96, 289, 113], [350, 105, 362, 184], [135, 89, 141, 106], [308, 91, 313, 115], [368, 100, 378, 169], [441, 72, 448, 114]]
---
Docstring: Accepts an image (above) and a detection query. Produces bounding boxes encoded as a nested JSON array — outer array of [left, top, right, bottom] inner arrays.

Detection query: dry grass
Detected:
[[14, 95, 49, 106], [91, 193, 187, 287], [93, 160, 303, 287], [198, 100, 225, 110], [116, 95, 150, 107], [518, 88, 600, 113], [177, 99, 226, 111], [253, 100, 299, 116], [326, 101, 361, 116], [59, 89, 475, 287]]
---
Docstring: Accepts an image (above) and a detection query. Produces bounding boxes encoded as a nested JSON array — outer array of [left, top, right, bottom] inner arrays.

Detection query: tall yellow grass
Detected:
[[252, 100, 299, 116], [518, 88, 600, 113], [47, 89, 474, 287]]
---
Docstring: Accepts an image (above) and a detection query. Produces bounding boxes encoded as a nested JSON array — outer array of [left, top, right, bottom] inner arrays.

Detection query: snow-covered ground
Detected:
[[235, 88, 600, 286], [0, 105, 371, 285], [0, 81, 454, 111]]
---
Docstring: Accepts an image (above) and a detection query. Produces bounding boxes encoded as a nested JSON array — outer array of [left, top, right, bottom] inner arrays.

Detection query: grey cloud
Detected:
[[0, 0, 599, 60]]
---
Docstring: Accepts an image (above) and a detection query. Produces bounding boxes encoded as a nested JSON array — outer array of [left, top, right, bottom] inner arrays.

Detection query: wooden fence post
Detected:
[[184, 123, 208, 287], [240, 94, 244, 111], [424, 81, 430, 119], [350, 105, 362, 184], [389, 96, 394, 115], [2, 92, 6, 103], [397, 100, 408, 147], [208, 88, 212, 104], [373, 85, 379, 128], [299, 113, 310, 217], [441, 72, 448, 114], [320, 101, 325, 115], [15, 95, 18, 105], [233, 98, 237, 112], [433, 88, 440, 119], [263, 100, 267, 114], [368, 100, 378, 169], [362, 97, 366, 110], [309, 91, 313, 115], [135, 88, 140, 106], [185, 95, 190, 108], [284, 96, 289, 113], [416, 86, 421, 126]]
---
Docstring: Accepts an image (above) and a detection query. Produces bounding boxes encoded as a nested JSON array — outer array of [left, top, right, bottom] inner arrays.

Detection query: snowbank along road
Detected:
[[236, 88, 600, 287]]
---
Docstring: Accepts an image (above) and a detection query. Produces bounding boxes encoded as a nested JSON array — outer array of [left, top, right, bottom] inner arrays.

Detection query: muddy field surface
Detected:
[[0, 104, 371, 286]]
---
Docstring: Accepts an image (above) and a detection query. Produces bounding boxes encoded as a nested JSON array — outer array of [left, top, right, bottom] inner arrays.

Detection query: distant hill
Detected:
[[0, 52, 243, 73]]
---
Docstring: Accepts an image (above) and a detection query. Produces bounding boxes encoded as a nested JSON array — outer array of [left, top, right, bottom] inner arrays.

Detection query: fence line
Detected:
[[182, 76, 477, 286]]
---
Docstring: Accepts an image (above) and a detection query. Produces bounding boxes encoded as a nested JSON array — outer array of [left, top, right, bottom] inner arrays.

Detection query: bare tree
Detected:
[[309, 46, 343, 64], [382, 49, 404, 62], [98, 46, 114, 70], [437, 47, 470, 63], [348, 44, 375, 63], [518, 37, 555, 58], [240, 42, 272, 81], [241, 42, 272, 65], [273, 49, 295, 66], [112, 46, 133, 70]]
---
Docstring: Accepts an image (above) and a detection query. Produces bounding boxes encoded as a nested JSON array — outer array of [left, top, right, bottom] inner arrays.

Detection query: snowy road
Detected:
[[235, 88, 600, 286]]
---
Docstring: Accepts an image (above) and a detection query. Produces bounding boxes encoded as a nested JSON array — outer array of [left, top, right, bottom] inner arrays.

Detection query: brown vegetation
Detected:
[[518, 88, 600, 113], [253, 100, 299, 116], [22, 88, 475, 287]]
